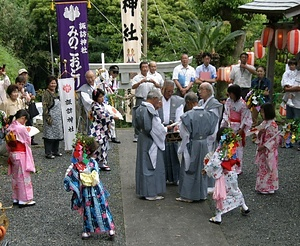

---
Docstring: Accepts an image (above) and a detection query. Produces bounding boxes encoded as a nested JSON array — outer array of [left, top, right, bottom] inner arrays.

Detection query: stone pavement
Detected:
[[118, 129, 228, 246]]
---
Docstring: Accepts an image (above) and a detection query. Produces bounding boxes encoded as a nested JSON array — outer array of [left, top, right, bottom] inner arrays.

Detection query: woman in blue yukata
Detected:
[[64, 135, 115, 240]]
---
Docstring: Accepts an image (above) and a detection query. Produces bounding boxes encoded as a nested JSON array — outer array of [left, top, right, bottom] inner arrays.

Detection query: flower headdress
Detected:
[[218, 128, 241, 160], [71, 134, 97, 171]]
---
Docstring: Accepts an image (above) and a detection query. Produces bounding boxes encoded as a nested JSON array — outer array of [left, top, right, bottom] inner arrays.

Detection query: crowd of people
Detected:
[[131, 52, 299, 226], [1, 51, 299, 240]]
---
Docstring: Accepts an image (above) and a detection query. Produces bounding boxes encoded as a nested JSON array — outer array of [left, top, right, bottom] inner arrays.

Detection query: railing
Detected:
[[89, 56, 193, 89]]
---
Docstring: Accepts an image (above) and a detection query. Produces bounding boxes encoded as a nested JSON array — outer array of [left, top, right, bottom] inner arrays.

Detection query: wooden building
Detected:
[[239, 0, 300, 93]]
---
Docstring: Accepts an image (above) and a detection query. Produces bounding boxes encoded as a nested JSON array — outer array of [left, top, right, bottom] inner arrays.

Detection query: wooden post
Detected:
[[143, 0, 148, 58], [266, 38, 276, 99]]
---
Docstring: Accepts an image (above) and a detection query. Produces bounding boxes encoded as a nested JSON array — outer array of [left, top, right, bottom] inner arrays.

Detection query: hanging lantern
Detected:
[[275, 29, 288, 50], [254, 40, 265, 59], [246, 52, 254, 66], [217, 67, 231, 82], [287, 29, 300, 55], [261, 27, 274, 47]]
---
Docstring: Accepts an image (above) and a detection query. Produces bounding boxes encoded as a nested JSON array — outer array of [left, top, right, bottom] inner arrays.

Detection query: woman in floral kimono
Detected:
[[64, 135, 115, 240], [203, 127, 250, 224], [89, 89, 113, 171], [6, 109, 36, 208], [221, 84, 252, 174], [254, 103, 279, 194]]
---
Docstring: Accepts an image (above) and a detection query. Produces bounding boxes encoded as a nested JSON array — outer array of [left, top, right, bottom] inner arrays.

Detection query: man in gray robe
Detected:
[[198, 82, 223, 193], [135, 90, 167, 201], [158, 80, 184, 185], [176, 92, 218, 202], [76, 70, 96, 133]]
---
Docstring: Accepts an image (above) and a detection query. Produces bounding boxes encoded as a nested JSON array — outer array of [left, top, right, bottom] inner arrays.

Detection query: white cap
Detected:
[[18, 68, 28, 75]]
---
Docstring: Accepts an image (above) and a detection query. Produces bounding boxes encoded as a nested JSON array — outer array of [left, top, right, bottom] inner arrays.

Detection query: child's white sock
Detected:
[[215, 211, 222, 222], [242, 203, 249, 211]]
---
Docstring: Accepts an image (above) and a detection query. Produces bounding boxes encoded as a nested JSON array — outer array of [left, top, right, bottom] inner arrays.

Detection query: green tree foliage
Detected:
[[145, 0, 197, 61], [0, 44, 25, 80], [87, 0, 123, 63], [0, 0, 282, 91], [178, 20, 245, 64], [194, 0, 255, 58]]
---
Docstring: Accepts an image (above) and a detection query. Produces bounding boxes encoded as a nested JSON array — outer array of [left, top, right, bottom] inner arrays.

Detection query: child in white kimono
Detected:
[[203, 127, 250, 224]]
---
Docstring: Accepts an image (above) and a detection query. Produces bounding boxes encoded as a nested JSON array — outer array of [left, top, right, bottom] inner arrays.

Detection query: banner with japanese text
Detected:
[[58, 78, 76, 150], [120, 0, 142, 63], [55, 0, 89, 90]]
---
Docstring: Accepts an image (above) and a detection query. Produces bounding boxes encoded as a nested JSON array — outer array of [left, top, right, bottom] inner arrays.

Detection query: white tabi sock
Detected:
[[242, 203, 249, 211]]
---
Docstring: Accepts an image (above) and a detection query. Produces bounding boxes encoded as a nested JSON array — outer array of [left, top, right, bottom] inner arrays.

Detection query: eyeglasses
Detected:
[[112, 71, 119, 74]]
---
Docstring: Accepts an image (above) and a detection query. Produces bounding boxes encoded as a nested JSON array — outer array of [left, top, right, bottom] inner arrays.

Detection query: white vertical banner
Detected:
[[58, 78, 76, 151], [120, 0, 142, 63]]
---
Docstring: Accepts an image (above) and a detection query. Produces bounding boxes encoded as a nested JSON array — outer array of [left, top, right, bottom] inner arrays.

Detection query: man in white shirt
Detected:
[[131, 61, 161, 142], [230, 52, 257, 99], [172, 54, 195, 97], [148, 61, 164, 89]]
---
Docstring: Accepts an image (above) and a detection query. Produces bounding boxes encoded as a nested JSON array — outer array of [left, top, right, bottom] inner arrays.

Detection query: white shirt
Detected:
[[172, 64, 196, 88], [0, 75, 11, 104], [131, 73, 156, 99], [281, 69, 298, 87], [148, 71, 164, 88], [162, 97, 184, 124], [230, 64, 255, 88]]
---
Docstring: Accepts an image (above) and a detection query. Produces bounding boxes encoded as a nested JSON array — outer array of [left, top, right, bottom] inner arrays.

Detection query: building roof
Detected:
[[239, 0, 300, 18]]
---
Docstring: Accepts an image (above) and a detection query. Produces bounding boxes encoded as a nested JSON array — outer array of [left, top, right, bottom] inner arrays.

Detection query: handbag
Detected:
[[27, 102, 40, 118]]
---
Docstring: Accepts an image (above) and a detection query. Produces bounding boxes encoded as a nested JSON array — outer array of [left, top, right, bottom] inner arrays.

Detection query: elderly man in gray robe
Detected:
[[158, 80, 184, 185], [77, 70, 96, 133], [176, 92, 218, 203], [135, 90, 169, 201], [198, 82, 223, 194]]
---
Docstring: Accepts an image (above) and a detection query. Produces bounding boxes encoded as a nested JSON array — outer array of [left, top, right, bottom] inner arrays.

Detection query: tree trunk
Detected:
[[233, 34, 246, 61]]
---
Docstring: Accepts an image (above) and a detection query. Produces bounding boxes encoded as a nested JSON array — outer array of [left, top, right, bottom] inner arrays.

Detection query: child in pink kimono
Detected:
[[221, 84, 252, 174], [254, 103, 279, 194], [6, 109, 36, 208], [203, 127, 250, 224]]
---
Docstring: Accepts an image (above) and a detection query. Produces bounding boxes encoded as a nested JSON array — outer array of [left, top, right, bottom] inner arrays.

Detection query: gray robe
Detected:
[[135, 102, 166, 197], [199, 96, 223, 188], [178, 107, 218, 200], [158, 95, 184, 183]]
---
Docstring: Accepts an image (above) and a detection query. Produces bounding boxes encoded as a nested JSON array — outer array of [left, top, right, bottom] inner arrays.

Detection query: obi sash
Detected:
[[9, 141, 26, 152], [229, 109, 241, 123]]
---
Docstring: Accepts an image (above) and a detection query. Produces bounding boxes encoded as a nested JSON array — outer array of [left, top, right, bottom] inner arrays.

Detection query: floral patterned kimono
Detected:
[[89, 101, 113, 167], [221, 97, 252, 173], [64, 154, 115, 235], [204, 150, 247, 216], [254, 120, 279, 193], [7, 120, 35, 203]]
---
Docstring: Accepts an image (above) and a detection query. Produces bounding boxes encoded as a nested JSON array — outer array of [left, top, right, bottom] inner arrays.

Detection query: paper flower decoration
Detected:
[[218, 128, 241, 160], [245, 89, 266, 109], [281, 119, 300, 143]]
